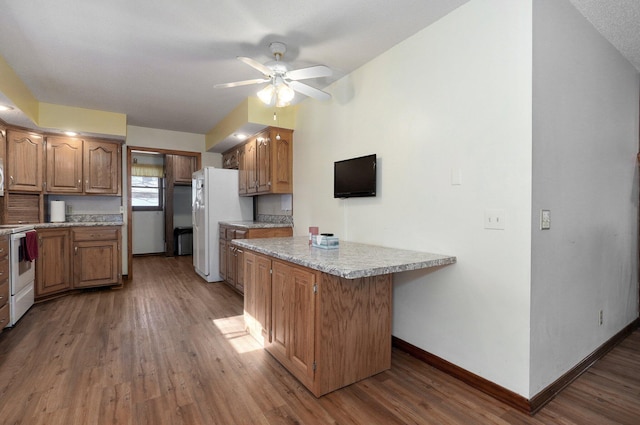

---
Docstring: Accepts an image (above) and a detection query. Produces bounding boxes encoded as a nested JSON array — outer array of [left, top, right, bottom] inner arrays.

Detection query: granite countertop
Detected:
[[220, 220, 293, 229], [34, 222, 124, 229], [232, 236, 456, 279]]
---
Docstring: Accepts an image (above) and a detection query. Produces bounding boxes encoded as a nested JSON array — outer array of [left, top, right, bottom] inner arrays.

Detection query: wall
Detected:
[[293, 0, 533, 396], [530, 0, 639, 395]]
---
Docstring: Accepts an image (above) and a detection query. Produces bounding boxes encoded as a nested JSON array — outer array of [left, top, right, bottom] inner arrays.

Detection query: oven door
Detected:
[[10, 232, 36, 296]]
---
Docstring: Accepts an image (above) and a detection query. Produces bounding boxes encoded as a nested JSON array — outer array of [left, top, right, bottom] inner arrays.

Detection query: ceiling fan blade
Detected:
[[288, 81, 331, 101], [214, 78, 269, 89], [237, 56, 273, 77], [286, 65, 332, 81]]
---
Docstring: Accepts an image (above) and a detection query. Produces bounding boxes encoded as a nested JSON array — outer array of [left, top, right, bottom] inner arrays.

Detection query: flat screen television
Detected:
[[334, 154, 377, 198]]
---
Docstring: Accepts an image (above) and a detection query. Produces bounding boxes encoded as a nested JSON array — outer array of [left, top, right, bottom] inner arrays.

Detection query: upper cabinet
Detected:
[[167, 154, 197, 185], [45, 136, 83, 193], [83, 140, 121, 195], [232, 127, 293, 197], [7, 129, 43, 192]]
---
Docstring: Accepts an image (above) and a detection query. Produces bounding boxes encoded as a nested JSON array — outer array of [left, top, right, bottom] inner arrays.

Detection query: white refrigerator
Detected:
[[192, 167, 252, 282]]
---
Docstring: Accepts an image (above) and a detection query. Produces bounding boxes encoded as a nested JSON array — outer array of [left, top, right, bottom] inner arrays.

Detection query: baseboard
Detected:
[[392, 337, 530, 413], [528, 317, 640, 413], [392, 317, 640, 415]]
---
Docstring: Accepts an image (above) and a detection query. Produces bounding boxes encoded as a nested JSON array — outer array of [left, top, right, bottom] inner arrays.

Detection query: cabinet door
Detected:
[[268, 260, 316, 385], [243, 251, 271, 345], [7, 130, 43, 192], [84, 140, 121, 195], [73, 239, 119, 287], [219, 239, 227, 281], [256, 136, 271, 193], [245, 140, 257, 194], [269, 129, 293, 194], [170, 155, 196, 185], [238, 145, 247, 195], [45, 137, 83, 193], [36, 229, 72, 297], [234, 230, 247, 294]]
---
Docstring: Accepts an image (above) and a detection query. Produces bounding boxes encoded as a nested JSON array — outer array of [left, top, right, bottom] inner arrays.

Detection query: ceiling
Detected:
[[0, 0, 638, 146]]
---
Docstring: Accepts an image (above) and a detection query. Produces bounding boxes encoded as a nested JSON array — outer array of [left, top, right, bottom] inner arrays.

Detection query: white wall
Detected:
[[294, 0, 533, 396], [531, 0, 639, 395]]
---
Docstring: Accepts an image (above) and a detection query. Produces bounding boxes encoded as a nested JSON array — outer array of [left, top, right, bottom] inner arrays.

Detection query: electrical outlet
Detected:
[[484, 209, 505, 230], [119, 206, 124, 213], [599, 310, 603, 326]]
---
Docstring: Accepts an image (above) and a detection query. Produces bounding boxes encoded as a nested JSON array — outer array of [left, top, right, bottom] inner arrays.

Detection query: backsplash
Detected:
[[257, 214, 293, 225], [65, 214, 124, 223]]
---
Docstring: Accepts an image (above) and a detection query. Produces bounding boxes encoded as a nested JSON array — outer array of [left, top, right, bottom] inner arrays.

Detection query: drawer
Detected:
[[226, 228, 236, 240], [235, 230, 247, 239], [0, 303, 8, 329], [0, 280, 7, 308], [0, 258, 8, 281], [0, 236, 8, 258], [73, 227, 119, 241]]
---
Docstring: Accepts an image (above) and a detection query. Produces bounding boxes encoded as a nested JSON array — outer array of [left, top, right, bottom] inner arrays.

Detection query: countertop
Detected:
[[0, 222, 124, 235], [219, 220, 293, 229], [232, 236, 456, 279]]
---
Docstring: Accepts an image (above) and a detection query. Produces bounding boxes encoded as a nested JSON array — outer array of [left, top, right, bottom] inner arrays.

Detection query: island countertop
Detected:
[[219, 220, 293, 229], [232, 236, 456, 279]]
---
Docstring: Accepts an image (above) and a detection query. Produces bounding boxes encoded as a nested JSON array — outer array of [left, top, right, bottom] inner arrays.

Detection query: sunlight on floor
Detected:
[[212, 314, 262, 354]]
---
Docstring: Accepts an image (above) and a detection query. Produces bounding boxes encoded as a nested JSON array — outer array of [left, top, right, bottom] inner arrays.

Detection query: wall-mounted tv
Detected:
[[334, 154, 377, 198]]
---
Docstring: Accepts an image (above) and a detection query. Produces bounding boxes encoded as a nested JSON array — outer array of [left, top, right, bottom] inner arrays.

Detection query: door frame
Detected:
[[126, 146, 201, 279]]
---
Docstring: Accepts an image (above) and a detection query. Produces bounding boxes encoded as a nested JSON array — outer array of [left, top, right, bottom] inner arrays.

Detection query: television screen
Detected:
[[334, 154, 377, 198]]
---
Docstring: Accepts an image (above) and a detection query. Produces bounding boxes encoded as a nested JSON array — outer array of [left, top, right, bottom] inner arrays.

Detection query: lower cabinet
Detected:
[[243, 250, 393, 397], [73, 227, 121, 288], [268, 260, 317, 388], [219, 224, 292, 295], [35, 228, 72, 297], [35, 226, 122, 300]]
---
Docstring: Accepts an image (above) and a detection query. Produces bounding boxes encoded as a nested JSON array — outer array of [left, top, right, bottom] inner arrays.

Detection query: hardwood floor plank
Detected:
[[0, 255, 638, 424]]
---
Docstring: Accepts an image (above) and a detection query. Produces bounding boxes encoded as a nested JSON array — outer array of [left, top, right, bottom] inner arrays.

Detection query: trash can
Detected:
[[174, 227, 193, 256]]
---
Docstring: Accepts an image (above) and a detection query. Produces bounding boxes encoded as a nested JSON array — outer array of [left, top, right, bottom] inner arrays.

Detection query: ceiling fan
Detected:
[[215, 42, 332, 107]]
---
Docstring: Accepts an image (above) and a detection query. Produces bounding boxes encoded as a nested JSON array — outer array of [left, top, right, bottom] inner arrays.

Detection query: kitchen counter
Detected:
[[232, 236, 456, 279], [219, 220, 293, 229], [33, 221, 124, 229]]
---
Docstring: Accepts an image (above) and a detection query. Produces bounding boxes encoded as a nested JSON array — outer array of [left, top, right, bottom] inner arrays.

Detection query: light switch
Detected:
[[451, 168, 462, 186], [484, 209, 505, 230], [541, 210, 550, 230]]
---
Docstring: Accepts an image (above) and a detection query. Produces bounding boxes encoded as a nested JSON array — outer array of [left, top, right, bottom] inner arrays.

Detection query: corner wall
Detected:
[[531, 0, 640, 396], [293, 0, 533, 396]]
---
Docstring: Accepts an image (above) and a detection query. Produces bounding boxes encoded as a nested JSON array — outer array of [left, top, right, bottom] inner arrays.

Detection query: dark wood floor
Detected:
[[0, 255, 638, 424]]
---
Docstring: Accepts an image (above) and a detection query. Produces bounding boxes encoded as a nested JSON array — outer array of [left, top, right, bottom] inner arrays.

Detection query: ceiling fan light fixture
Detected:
[[276, 83, 295, 104], [257, 84, 275, 105]]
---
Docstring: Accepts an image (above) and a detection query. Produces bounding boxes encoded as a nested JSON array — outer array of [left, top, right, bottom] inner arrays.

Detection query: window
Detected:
[[131, 176, 164, 211]]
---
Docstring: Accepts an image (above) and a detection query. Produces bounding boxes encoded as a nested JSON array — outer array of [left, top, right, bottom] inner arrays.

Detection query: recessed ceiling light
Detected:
[[64, 131, 78, 136], [0, 104, 14, 112]]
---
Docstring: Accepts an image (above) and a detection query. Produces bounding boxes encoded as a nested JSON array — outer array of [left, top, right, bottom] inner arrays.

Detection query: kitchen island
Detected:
[[232, 236, 455, 397]]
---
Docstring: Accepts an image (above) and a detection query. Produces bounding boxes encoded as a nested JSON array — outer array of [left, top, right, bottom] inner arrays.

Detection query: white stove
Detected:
[[3, 224, 36, 327]]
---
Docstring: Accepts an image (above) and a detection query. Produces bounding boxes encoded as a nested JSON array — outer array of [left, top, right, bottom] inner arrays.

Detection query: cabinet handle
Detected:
[[77, 179, 81, 188], [0, 295, 3, 300], [75, 246, 78, 255], [0, 271, 3, 276], [9, 176, 14, 186], [0, 248, 3, 253]]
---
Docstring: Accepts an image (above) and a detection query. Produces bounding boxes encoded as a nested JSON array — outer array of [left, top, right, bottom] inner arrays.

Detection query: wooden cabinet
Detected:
[[45, 136, 83, 193], [222, 149, 239, 169], [243, 250, 393, 397], [236, 127, 292, 196], [168, 154, 197, 185], [7, 129, 43, 192], [83, 140, 121, 195], [0, 235, 9, 331], [244, 251, 272, 346], [72, 227, 121, 288], [219, 224, 293, 294], [268, 260, 317, 387], [35, 228, 72, 297]]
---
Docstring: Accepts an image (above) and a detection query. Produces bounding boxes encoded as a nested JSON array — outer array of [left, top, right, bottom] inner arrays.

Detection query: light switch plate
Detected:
[[541, 209, 550, 230]]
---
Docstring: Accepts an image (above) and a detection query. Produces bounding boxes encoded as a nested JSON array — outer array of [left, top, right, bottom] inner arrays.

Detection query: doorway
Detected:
[[126, 146, 201, 279]]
